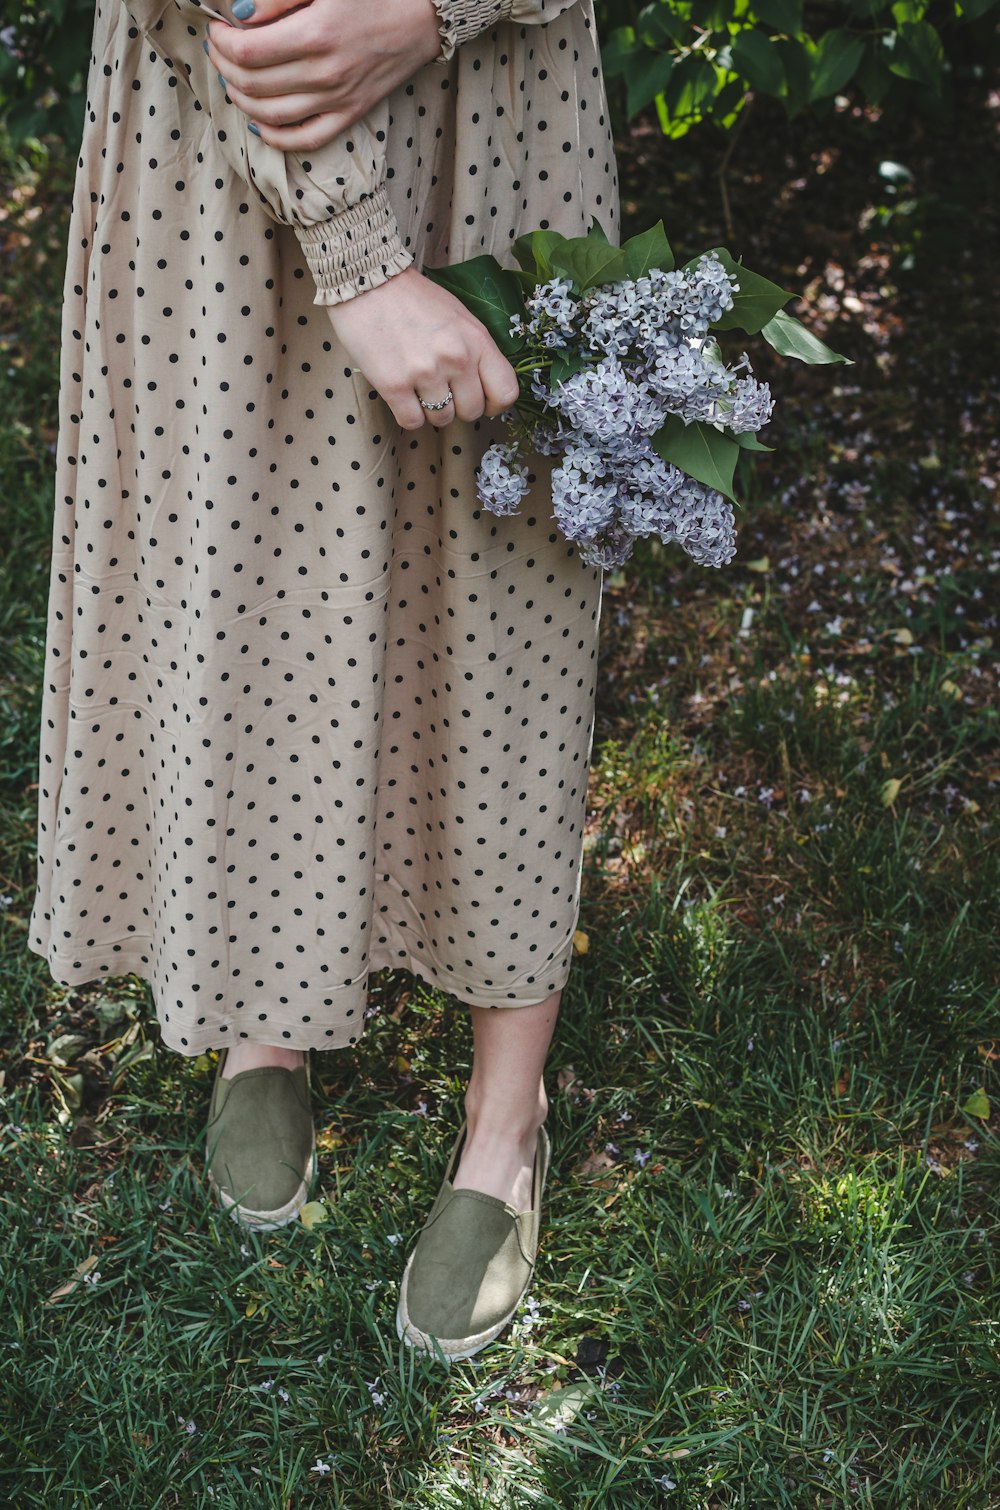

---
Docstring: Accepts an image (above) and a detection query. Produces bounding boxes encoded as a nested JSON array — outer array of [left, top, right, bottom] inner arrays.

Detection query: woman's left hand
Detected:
[[206, 0, 444, 153]]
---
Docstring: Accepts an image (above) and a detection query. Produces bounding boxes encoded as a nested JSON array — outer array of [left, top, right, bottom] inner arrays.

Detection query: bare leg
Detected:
[[451, 988, 559, 1210], [221, 1042, 305, 1078]]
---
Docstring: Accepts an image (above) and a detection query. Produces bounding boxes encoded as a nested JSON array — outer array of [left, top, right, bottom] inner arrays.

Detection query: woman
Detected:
[[28, 0, 620, 1360]]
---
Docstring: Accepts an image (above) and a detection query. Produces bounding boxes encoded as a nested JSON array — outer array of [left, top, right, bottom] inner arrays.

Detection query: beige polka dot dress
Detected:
[[28, 0, 621, 1054]]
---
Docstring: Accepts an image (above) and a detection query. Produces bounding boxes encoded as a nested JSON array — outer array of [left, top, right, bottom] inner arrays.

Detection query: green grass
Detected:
[[1, 117, 999, 1508]]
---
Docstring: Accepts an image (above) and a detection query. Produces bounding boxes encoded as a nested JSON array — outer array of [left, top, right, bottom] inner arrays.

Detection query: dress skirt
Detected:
[[27, 0, 621, 1052]]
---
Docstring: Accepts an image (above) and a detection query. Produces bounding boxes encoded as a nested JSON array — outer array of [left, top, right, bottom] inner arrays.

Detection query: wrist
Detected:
[[415, 0, 447, 66], [324, 264, 422, 322]]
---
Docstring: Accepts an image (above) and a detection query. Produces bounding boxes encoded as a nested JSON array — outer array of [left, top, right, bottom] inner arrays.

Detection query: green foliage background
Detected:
[[595, 0, 1000, 137]]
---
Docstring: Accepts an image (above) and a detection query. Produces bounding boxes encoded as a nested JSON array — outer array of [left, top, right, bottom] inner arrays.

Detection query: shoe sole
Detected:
[[395, 1255, 528, 1361], [394, 1125, 550, 1362], [207, 1134, 317, 1231]]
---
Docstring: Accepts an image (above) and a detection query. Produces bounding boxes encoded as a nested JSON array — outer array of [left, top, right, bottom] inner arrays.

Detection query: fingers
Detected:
[[222, 75, 333, 131], [324, 279, 523, 435], [447, 369, 488, 424], [390, 391, 436, 432], [246, 111, 349, 154], [207, 27, 325, 102], [207, 9, 321, 73], [222, 0, 313, 27], [478, 345, 521, 417]]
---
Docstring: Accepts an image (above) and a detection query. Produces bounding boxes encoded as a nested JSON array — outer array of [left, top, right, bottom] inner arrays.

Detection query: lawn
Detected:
[[0, 74, 998, 1510]]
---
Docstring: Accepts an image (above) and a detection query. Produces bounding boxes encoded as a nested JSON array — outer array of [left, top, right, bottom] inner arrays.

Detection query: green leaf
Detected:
[[620, 221, 675, 279], [960, 1087, 991, 1120], [808, 27, 866, 101], [759, 308, 853, 364], [663, 51, 720, 122], [886, 19, 945, 92], [548, 349, 590, 387], [109, 1039, 155, 1091], [511, 229, 565, 280], [637, 1, 691, 46], [533, 1382, 597, 1432], [626, 51, 674, 118], [774, 34, 813, 114], [299, 1201, 330, 1230], [731, 28, 787, 95], [651, 415, 741, 502], [424, 256, 526, 357], [47, 1033, 89, 1066], [697, 247, 792, 333], [753, 0, 804, 34], [548, 237, 628, 293], [735, 430, 775, 451], [691, 0, 735, 29], [854, 36, 894, 106], [598, 24, 638, 77], [588, 217, 612, 243]]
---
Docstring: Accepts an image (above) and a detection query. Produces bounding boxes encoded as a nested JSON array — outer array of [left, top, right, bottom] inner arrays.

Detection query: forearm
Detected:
[[121, 0, 413, 302]]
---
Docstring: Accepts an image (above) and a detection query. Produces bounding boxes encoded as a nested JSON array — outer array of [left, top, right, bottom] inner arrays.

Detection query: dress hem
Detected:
[[25, 929, 578, 1057]]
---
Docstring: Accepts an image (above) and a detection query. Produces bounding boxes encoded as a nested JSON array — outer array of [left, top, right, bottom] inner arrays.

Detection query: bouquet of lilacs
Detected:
[[426, 221, 849, 571]]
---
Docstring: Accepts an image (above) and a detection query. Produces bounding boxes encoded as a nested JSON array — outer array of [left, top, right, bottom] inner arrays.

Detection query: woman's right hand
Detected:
[[324, 266, 521, 431]]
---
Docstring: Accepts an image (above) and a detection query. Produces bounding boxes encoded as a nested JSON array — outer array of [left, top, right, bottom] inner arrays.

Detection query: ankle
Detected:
[[463, 1084, 548, 1144], [222, 1043, 306, 1078]]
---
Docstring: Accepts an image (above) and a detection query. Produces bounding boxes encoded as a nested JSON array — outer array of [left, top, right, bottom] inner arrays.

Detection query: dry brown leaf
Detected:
[[575, 1149, 616, 1178], [46, 1254, 98, 1305]]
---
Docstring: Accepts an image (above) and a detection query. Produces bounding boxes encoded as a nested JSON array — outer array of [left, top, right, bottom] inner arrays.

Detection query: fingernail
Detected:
[[248, 122, 261, 136], [202, 38, 209, 53], [217, 72, 228, 89], [232, 0, 256, 17]]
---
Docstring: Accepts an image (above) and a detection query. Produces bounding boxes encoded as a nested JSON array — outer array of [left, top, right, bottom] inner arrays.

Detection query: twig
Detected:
[[718, 95, 754, 242]]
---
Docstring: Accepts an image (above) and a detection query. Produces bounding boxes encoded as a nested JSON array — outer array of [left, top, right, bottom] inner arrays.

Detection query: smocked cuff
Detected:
[[431, 0, 515, 63], [294, 185, 414, 306]]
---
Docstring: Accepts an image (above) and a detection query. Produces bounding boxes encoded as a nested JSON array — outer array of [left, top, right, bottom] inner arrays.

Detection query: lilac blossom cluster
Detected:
[[475, 252, 774, 570]]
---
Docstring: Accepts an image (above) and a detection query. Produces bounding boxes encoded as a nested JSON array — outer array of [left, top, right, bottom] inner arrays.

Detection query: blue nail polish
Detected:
[[248, 122, 261, 137], [202, 38, 209, 53], [217, 72, 228, 90], [232, 0, 256, 17]]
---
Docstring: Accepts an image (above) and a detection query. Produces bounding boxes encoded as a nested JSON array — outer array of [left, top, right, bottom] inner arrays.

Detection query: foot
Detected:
[[221, 1043, 306, 1079], [451, 1112, 547, 1211]]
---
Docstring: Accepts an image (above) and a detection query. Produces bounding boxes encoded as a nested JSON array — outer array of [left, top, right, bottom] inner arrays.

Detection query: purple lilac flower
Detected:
[[670, 478, 737, 566], [551, 445, 619, 543], [523, 276, 579, 350], [581, 253, 737, 357], [577, 518, 638, 570], [476, 250, 760, 570], [723, 371, 775, 434], [476, 442, 531, 516], [550, 356, 666, 442], [640, 338, 733, 423]]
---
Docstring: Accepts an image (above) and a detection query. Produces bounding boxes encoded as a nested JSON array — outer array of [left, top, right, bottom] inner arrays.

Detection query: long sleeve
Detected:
[[121, 0, 413, 304], [430, 0, 582, 62]]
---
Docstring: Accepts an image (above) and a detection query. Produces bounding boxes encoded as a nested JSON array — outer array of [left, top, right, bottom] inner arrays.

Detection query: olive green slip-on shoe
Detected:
[[395, 1119, 551, 1362], [205, 1049, 316, 1231]]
